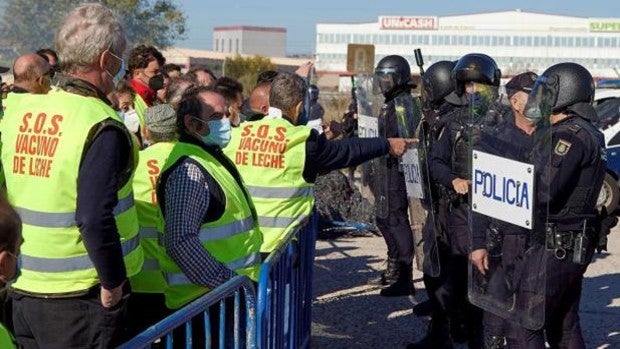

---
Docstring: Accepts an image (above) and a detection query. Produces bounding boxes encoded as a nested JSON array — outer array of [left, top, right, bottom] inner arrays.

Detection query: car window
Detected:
[[595, 97, 620, 130]]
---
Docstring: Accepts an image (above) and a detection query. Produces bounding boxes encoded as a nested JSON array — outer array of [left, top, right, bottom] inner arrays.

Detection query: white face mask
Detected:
[[121, 109, 140, 134]]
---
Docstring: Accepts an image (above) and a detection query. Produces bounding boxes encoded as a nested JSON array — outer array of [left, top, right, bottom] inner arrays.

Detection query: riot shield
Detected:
[[468, 81, 550, 330], [393, 94, 431, 272], [356, 74, 389, 218]]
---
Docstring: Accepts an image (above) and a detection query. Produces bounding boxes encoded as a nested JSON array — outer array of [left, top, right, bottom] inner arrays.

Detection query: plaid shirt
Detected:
[[163, 159, 235, 288]]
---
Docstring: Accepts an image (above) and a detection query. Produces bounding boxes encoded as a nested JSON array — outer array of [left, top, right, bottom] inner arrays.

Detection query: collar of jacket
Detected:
[[55, 74, 112, 105]]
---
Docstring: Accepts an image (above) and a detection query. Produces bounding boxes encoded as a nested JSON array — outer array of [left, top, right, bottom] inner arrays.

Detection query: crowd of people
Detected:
[[0, 2, 414, 348], [0, 2, 615, 349]]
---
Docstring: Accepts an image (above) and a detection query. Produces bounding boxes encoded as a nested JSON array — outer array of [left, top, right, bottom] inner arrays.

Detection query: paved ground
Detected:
[[311, 227, 620, 348]]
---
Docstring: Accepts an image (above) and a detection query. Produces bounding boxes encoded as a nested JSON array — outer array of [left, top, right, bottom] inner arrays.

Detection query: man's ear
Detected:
[[0, 251, 10, 281]]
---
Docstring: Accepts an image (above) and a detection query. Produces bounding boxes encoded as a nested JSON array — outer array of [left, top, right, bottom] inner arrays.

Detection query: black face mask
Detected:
[[148, 74, 165, 91]]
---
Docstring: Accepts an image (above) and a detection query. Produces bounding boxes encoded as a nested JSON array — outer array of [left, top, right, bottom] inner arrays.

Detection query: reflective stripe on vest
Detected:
[[165, 252, 261, 286], [139, 227, 159, 239], [245, 185, 314, 199], [20, 234, 140, 273], [199, 215, 254, 242], [14, 193, 135, 228], [257, 214, 307, 229]]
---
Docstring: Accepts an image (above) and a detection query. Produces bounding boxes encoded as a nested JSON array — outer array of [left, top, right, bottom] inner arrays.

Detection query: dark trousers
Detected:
[[10, 289, 128, 349], [126, 293, 171, 340], [506, 252, 588, 349], [376, 189, 414, 264]]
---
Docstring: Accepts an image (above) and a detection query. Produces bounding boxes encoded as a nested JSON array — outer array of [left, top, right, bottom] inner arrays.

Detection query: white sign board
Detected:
[[358, 114, 378, 138], [471, 150, 535, 230], [401, 147, 424, 199]]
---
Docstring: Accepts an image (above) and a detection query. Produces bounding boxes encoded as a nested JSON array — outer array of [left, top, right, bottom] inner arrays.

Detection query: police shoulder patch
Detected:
[[554, 139, 572, 156]]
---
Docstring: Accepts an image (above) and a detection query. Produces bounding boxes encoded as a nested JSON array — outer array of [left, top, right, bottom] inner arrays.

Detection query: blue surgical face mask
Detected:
[[194, 117, 232, 148], [105, 50, 126, 87]]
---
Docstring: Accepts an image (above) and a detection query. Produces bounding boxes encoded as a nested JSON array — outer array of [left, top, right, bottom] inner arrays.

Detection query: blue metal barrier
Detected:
[[118, 276, 257, 349], [256, 213, 318, 349]]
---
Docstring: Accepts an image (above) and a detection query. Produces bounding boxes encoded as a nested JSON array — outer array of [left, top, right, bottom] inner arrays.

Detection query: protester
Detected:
[[128, 44, 166, 136], [225, 72, 414, 254], [10, 53, 51, 94], [162, 63, 182, 79], [214, 76, 244, 126], [165, 75, 197, 108], [128, 104, 179, 336], [187, 65, 216, 87], [0, 4, 143, 347]]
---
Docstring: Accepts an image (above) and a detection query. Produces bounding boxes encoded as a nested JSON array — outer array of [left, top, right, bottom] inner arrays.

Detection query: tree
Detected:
[[223, 55, 276, 95], [0, 0, 186, 58]]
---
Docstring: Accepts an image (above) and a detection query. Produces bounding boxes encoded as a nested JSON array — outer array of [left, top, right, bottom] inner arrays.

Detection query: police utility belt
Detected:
[[545, 221, 593, 265]]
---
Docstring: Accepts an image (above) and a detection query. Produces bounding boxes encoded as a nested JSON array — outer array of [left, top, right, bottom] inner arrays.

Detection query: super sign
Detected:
[[471, 150, 535, 229]]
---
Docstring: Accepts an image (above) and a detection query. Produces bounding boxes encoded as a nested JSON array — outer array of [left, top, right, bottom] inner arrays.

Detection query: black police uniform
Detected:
[[428, 103, 484, 345], [507, 112, 606, 348], [470, 111, 536, 348], [376, 91, 415, 273]]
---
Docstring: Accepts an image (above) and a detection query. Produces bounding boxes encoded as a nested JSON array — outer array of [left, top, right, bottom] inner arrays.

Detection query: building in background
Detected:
[[213, 26, 287, 57], [316, 10, 620, 79], [159, 48, 310, 77]]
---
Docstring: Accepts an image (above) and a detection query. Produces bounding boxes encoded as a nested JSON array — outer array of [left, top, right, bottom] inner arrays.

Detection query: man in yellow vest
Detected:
[[0, 4, 143, 348], [225, 72, 414, 254], [128, 104, 178, 336], [156, 86, 262, 346]]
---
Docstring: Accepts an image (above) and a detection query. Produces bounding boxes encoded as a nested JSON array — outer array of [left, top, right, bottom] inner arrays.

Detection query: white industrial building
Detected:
[[315, 10, 620, 78], [213, 26, 287, 57]]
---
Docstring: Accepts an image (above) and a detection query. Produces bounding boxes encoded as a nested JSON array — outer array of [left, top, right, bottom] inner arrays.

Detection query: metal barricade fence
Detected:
[[118, 276, 257, 349], [256, 213, 318, 349]]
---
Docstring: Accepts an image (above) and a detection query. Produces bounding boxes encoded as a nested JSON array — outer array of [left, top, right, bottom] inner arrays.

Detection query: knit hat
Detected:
[[145, 104, 177, 133]]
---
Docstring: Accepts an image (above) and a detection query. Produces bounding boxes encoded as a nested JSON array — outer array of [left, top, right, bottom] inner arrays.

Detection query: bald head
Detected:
[[13, 53, 51, 93], [249, 82, 270, 115]]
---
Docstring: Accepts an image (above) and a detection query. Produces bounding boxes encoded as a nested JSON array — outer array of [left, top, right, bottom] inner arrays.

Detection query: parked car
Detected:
[[595, 89, 620, 213]]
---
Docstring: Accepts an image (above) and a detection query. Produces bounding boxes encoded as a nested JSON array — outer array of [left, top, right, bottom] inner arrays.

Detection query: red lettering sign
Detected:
[[379, 16, 438, 30], [12, 112, 64, 178]]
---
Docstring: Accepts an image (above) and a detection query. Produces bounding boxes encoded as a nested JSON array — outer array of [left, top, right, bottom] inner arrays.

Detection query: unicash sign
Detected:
[[471, 150, 535, 229]]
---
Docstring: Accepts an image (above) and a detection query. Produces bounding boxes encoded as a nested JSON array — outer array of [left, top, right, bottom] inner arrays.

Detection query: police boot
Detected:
[[370, 258, 398, 286], [406, 320, 453, 349], [483, 335, 505, 349], [380, 262, 415, 297]]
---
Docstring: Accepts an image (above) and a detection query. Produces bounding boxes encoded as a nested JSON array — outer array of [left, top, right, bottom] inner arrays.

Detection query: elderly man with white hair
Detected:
[[0, 3, 143, 348]]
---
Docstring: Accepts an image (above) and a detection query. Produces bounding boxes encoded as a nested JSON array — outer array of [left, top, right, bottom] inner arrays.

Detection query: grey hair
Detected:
[[166, 76, 197, 108], [55, 3, 126, 73], [269, 73, 306, 112]]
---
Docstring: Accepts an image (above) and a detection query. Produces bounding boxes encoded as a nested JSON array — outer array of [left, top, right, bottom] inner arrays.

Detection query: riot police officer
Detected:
[[372, 55, 416, 297], [507, 63, 608, 348], [408, 60, 465, 349], [428, 53, 502, 348]]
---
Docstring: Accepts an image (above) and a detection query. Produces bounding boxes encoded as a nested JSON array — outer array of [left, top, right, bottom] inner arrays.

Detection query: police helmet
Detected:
[[452, 53, 501, 96], [541, 62, 594, 112], [374, 55, 415, 96], [422, 60, 456, 104]]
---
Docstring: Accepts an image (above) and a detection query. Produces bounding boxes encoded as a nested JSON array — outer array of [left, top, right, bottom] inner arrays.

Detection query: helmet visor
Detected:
[[524, 75, 559, 123], [374, 67, 398, 95]]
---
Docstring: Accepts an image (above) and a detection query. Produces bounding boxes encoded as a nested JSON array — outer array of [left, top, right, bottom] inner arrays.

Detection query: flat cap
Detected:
[[505, 71, 538, 98], [145, 104, 177, 133]]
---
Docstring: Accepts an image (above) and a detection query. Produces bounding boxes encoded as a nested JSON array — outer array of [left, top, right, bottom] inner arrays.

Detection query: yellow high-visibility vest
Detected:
[[157, 142, 262, 309], [130, 141, 176, 293], [224, 116, 314, 253], [0, 90, 143, 294]]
